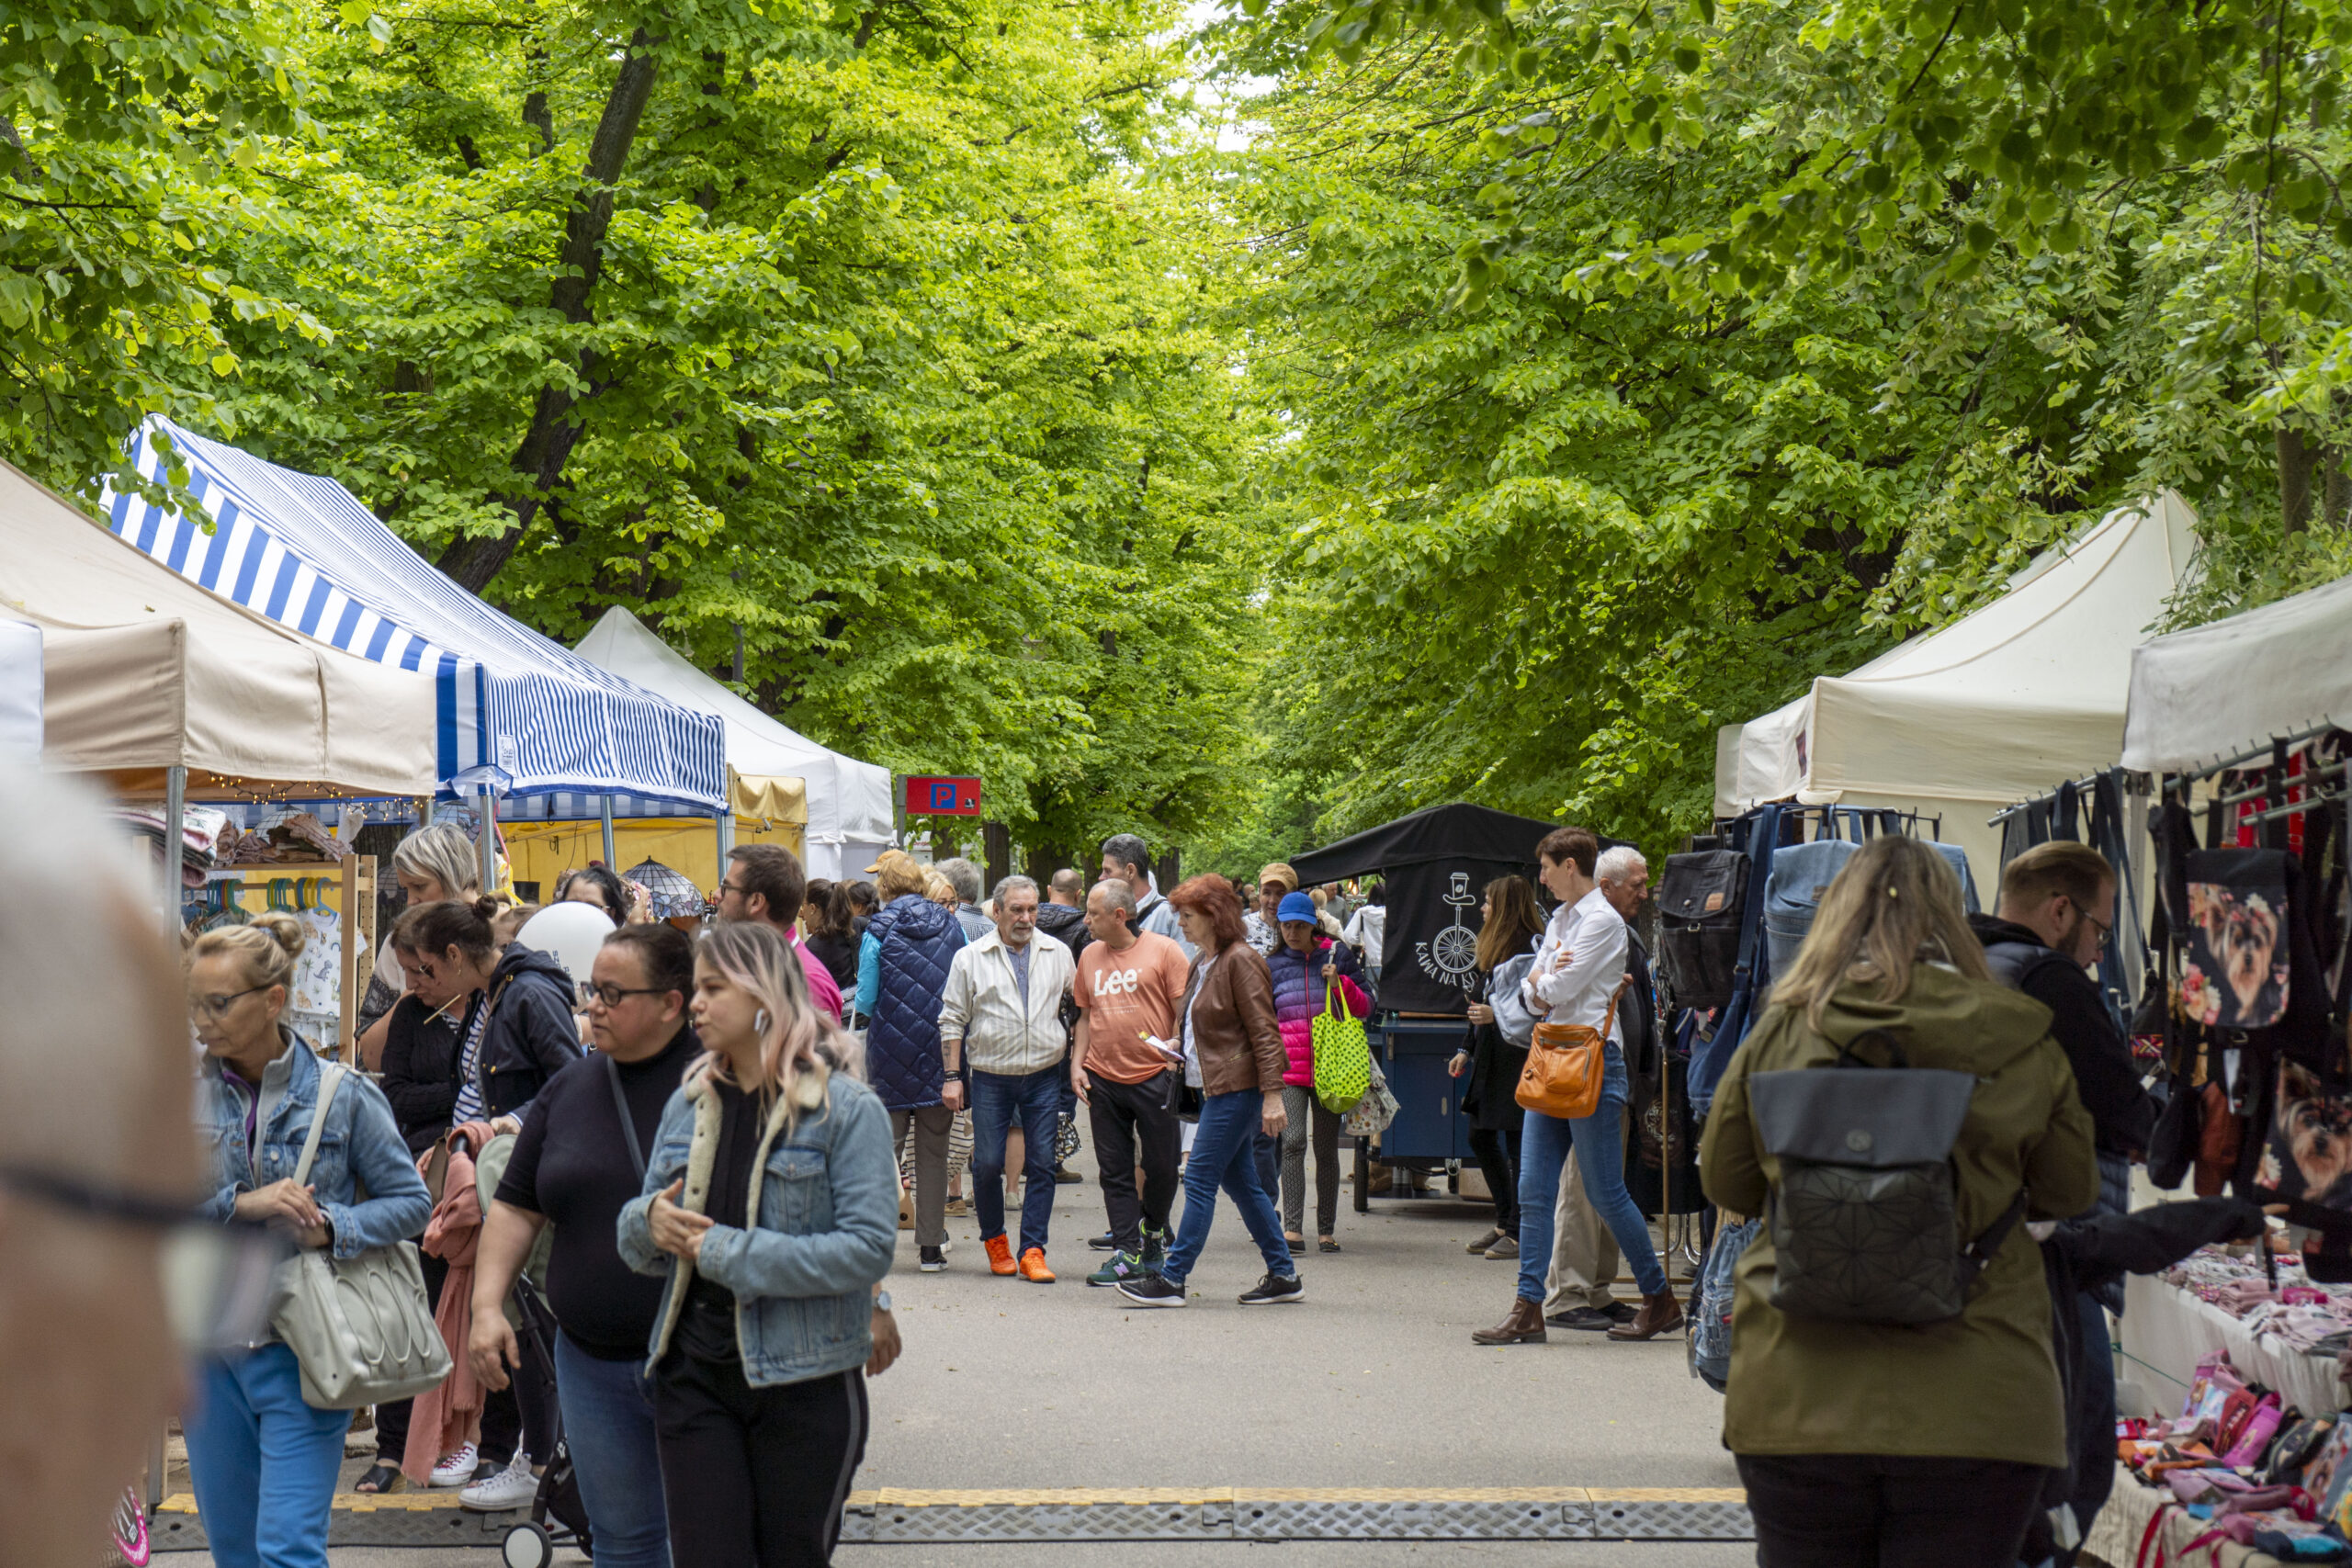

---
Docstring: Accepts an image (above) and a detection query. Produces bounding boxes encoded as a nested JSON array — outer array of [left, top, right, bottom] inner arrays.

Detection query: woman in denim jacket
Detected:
[[187, 913, 431, 1568], [619, 921, 897, 1567]]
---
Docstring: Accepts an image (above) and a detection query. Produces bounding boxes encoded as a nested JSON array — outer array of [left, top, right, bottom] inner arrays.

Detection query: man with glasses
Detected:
[[714, 843, 844, 1021], [1970, 838, 2156, 1555]]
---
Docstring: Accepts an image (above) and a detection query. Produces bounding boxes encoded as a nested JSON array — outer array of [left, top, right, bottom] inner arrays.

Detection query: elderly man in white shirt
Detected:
[[940, 874, 1079, 1281], [1472, 828, 1679, 1348]]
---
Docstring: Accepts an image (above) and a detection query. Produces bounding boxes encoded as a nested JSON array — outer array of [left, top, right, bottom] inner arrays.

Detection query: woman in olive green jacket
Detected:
[[1699, 835, 2097, 1568]]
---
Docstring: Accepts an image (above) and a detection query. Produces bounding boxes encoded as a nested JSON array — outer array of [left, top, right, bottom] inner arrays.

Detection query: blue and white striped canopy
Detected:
[[102, 419, 727, 811]]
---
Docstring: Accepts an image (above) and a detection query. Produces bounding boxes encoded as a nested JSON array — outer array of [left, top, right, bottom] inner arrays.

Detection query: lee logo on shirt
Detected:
[[1091, 967, 1142, 999]]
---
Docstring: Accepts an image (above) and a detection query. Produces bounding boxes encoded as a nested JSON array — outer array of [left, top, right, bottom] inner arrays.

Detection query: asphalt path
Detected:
[[172, 1136, 1743, 1563]]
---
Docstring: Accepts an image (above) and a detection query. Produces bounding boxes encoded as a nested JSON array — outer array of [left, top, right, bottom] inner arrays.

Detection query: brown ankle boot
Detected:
[[1470, 1296, 1547, 1346], [1606, 1291, 1686, 1341]]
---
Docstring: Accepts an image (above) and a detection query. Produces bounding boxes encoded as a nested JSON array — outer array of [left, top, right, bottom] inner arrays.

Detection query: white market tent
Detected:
[[0, 618, 40, 760], [573, 607, 896, 881], [0, 457, 439, 800], [1715, 491, 2201, 884], [2123, 570, 2352, 773]]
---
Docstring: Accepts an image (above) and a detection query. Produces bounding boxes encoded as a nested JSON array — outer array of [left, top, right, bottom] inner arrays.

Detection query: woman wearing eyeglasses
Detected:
[[187, 911, 431, 1568]]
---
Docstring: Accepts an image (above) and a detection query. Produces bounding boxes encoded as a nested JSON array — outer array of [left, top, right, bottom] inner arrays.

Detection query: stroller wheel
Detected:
[[501, 1521, 554, 1568]]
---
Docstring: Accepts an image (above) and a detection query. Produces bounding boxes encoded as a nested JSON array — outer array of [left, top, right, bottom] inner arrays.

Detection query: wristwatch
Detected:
[[875, 1290, 894, 1314]]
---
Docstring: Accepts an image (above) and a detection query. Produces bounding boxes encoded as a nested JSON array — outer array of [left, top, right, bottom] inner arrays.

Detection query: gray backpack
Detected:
[[1749, 1029, 2025, 1325]]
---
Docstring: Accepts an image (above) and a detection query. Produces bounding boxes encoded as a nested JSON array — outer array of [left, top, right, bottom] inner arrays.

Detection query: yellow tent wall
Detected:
[[505, 816, 807, 905]]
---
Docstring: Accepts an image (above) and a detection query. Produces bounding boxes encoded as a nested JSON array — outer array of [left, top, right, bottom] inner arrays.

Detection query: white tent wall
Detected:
[[2123, 569, 2352, 772], [1715, 491, 2201, 886], [0, 619, 39, 760], [573, 609, 896, 880]]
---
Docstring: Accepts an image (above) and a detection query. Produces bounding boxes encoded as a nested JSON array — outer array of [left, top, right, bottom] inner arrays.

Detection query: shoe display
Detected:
[[983, 1234, 1017, 1275], [1085, 1231, 1117, 1250], [1018, 1247, 1056, 1283], [1606, 1292, 1687, 1342], [1238, 1271, 1305, 1305], [1465, 1227, 1505, 1255], [1087, 1250, 1147, 1287], [428, 1443, 479, 1489], [1471, 1297, 1548, 1345], [459, 1452, 537, 1512], [919, 1245, 946, 1272], [1115, 1273, 1187, 1307], [1482, 1235, 1520, 1259]]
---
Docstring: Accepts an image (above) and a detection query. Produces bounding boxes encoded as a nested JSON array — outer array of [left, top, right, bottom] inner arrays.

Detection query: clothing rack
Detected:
[[180, 858, 378, 1061]]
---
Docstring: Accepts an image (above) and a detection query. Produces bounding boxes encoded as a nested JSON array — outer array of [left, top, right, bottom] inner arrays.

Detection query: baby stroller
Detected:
[[497, 1274, 593, 1568]]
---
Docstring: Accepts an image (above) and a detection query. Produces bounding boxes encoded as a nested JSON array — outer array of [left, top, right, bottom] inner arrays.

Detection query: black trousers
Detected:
[[376, 1252, 537, 1468], [1736, 1452, 2051, 1568], [653, 1351, 867, 1567], [1085, 1069, 1180, 1252], [1466, 1123, 1521, 1233]]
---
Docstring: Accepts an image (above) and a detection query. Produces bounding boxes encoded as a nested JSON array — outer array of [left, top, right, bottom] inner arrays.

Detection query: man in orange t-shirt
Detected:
[[1072, 878, 1194, 1285]]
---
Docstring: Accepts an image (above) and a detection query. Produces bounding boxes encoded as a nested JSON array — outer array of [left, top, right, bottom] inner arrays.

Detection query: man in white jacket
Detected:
[[940, 875, 1078, 1281], [1473, 828, 1679, 1347]]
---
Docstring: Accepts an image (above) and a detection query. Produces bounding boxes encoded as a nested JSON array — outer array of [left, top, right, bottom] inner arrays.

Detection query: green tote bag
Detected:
[[1311, 977, 1372, 1114]]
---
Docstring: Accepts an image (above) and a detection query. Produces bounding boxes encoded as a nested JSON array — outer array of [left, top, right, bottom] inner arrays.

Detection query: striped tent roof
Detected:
[[102, 419, 726, 811]]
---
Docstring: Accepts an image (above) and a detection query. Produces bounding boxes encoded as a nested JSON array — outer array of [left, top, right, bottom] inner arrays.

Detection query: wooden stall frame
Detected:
[[199, 855, 378, 1062]]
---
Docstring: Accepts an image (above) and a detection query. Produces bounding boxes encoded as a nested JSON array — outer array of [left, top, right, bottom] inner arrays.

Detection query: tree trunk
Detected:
[[2279, 424, 2315, 537], [438, 31, 661, 593]]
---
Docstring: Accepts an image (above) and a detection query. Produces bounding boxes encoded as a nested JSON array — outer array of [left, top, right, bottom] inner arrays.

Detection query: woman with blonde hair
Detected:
[[187, 912, 431, 1568], [1699, 834, 2098, 1567], [357, 821, 484, 1065], [620, 922, 897, 1566]]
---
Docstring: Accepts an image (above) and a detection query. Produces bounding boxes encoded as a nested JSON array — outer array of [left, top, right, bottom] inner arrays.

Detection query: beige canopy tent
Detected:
[[0, 458, 439, 800], [1715, 491, 2201, 884]]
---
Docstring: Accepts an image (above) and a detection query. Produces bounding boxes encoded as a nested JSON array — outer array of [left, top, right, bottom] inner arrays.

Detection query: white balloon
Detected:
[[514, 901, 616, 995]]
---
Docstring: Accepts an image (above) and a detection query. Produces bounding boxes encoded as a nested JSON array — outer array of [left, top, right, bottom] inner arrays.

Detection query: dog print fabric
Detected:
[[2259, 1060, 2352, 1214], [2182, 850, 2293, 1031]]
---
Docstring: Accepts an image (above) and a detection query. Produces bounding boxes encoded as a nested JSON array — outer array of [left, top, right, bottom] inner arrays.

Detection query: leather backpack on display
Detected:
[[1748, 1028, 2025, 1325], [1656, 849, 1747, 1012]]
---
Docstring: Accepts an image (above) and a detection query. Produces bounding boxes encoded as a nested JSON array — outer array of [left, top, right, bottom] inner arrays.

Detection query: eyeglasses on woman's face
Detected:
[[580, 981, 669, 1010], [187, 985, 270, 1021]]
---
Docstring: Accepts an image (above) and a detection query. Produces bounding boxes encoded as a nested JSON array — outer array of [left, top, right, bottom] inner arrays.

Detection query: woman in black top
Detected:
[[1447, 876, 1546, 1260], [801, 879, 860, 996], [469, 924, 698, 1568]]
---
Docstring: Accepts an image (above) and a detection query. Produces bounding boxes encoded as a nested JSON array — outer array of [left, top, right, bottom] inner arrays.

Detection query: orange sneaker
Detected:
[[984, 1235, 1016, 1275], [1018, 1247, 1056, 1283]]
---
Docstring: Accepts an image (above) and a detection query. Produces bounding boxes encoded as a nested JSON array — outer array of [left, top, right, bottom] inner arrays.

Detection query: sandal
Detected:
[[353, 1462, 406, 1495], [1319, 1237, 1342, 1254], [1284, 1233, 1307, 1247]]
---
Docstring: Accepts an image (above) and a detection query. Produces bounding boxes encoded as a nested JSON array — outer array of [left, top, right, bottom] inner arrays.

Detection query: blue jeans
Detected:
[[1515, 1043, 1665, 1302], [972, 1062, 1064, 1254], [1163, 1088, 1295, 1286], [554, 1330, 673, 1568], [184, 1342, 351, 1568]]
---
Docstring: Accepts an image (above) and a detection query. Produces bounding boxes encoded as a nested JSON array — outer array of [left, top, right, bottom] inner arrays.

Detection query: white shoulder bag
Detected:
[[268, 1063, 452, 1409]]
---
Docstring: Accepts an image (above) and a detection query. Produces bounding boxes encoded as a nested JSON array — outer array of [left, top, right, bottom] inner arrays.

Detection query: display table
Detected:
[[2083, 1466, 2289, 1568], [2119, 1273, 2348, 1421]]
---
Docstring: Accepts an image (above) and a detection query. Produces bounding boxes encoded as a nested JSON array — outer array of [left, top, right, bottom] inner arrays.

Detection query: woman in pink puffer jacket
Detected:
[[1265, 892, 1370, 1251]]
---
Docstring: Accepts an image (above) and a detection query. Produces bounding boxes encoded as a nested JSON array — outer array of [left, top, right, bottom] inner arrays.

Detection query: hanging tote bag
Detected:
[[269, 1063, 454, 1410], [1516, 978, 1630, 1121], [1311, 976, 1372, 1113], [1341, 1055, 1399, 1139]]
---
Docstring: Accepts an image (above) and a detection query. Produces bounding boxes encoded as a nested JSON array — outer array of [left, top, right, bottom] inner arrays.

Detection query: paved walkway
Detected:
[[164, 1141, 1743, 1562]]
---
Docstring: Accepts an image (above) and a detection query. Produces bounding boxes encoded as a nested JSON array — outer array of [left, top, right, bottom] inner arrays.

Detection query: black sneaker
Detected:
[[1085, 1231, 1118, 1250], [918, 1246, 945, 1272], [1141, 1225, 1168, 1270], [1115, 1273, 1187, 1308], [1238, 1272, 1305, 1305]]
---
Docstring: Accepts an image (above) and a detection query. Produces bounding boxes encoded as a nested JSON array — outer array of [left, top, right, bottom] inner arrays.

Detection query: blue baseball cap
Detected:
[[1277, 891, 1319, 924]]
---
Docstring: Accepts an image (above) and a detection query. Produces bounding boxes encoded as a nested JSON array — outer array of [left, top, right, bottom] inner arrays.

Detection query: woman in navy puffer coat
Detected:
[[852, 851, 967, 1267], [1266, 891, 1369, 1252]]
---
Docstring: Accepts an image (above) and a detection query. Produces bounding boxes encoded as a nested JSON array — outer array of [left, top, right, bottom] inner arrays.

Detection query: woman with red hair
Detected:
[[1114, 876, 1301, 1309]]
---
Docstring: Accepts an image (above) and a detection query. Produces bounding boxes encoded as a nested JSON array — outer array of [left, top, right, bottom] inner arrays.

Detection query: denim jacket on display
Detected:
[[198, 1029, 433, 1261], [617, 1065, 897, 1387]]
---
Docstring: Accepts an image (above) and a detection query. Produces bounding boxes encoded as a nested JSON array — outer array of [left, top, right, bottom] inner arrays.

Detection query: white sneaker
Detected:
[[427, 1443, 478, 1489], [459, 1451, 538, 1512]]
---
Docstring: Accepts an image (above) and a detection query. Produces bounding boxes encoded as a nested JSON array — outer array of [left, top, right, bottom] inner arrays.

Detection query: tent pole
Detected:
[[476, 793, 497, 895], [600, 795, 616, 868], [161, 764, 187, 924], [715, 807, 735, 868]]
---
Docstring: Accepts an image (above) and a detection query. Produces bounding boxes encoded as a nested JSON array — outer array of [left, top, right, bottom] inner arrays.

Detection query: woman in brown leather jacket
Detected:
[[1114, 875, 1300, 1309]]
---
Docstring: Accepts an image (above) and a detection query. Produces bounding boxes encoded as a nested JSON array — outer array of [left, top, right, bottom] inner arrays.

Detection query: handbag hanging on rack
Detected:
[[268, 1064, 452, 1410], [1517, 978, 1630, 1121]]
